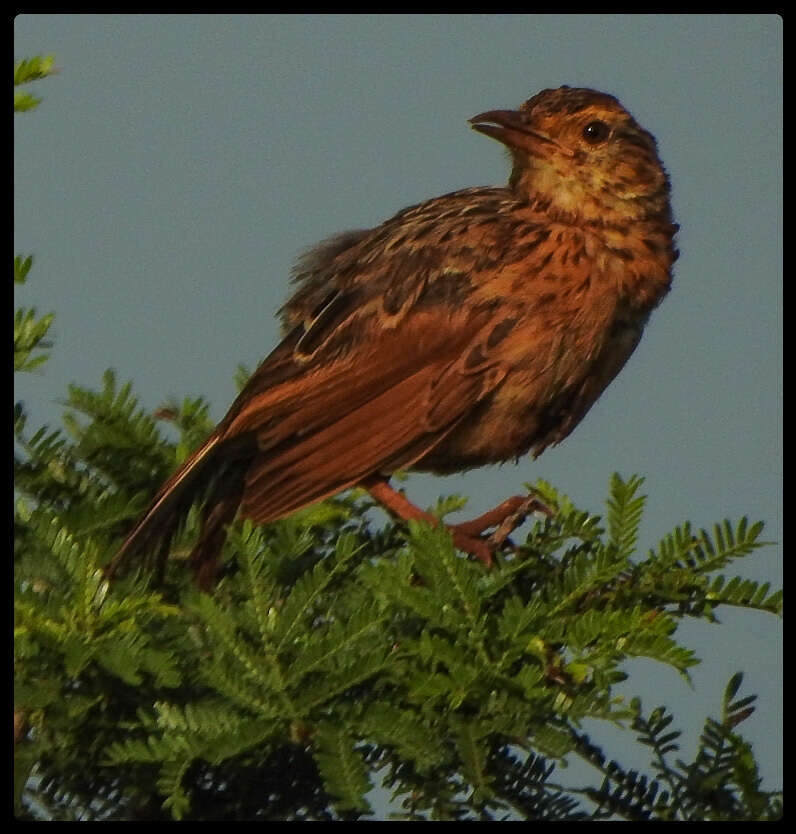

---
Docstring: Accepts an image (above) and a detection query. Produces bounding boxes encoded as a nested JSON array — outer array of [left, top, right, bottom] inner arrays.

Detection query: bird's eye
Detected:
[[581, 120, 610, 144]]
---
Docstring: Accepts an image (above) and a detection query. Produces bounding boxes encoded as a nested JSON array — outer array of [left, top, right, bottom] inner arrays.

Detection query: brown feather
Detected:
[[112, 85, 678, 586], [240, 338, 506, 523]]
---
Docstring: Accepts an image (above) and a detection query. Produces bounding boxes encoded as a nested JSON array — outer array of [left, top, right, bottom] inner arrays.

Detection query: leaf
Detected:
[[14, 255, 34, 284], [14, 308, 55, 372], [14, 55, 57, 86], [606, 473, 646, 560], [313, 722, 372, 813]]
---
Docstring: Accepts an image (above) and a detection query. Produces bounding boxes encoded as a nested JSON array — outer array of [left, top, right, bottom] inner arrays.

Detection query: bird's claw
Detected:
[[450, 492, 554, 565]]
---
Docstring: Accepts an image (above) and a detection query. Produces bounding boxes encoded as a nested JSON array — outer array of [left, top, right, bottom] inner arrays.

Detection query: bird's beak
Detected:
[[469, 109, 571, 158]]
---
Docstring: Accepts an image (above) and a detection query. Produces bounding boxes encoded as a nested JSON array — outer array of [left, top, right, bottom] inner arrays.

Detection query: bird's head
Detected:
[[470, 86, 672, 223]]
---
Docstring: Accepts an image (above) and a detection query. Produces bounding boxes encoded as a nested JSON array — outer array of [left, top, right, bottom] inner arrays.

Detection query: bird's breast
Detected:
[[415, 238, 668, 472]]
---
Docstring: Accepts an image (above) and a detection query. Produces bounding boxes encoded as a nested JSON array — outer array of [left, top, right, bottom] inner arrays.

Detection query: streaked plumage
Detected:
[[111, 86, 678, 588]]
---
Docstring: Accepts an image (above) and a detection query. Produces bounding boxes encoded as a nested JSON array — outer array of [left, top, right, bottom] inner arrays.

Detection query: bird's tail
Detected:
[[107, 432, 249, 588]]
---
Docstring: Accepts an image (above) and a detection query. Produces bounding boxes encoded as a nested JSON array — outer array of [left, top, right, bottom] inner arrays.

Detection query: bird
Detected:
[[110, 85, 678, 589]]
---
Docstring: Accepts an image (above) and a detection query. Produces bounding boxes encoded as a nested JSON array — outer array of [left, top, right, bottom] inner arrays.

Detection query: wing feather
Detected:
[[230, 306, 505, 522], [239, 350, 505, 523], [113, 193, 532, 578]]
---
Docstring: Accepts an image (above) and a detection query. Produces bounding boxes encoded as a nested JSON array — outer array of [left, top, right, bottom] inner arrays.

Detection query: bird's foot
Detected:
[[449, 493, 554, 565], [364, 478, 553, 566]]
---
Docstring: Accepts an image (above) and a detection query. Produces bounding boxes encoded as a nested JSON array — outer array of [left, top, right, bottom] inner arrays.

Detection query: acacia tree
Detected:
[[14, 57, 782, 821]]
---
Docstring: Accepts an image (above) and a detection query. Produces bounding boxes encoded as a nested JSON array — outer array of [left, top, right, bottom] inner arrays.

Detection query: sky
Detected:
[[14, 14, 782, 811]]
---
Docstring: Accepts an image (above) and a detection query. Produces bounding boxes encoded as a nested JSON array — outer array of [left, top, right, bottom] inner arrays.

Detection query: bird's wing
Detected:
[[212, 200, 548, 524], [223, 302, 507, 525], [114, 196, 523, 570]]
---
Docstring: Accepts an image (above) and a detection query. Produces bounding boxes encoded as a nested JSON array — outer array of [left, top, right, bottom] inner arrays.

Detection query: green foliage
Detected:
[[14, 501, 183, 817], [15, 306, 54, 372], [577, 674, 782, 820], [15, 254, 34, 284], [14, 255, 54, 373], [14, 55, 57, 112], [14, 55, 781, 821], [234, 363, 253, 392], [16, 403, 783, 819]]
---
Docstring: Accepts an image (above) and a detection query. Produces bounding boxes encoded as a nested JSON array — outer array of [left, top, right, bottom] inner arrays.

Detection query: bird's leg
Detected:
[[365, 478, 494, 564], [364, 478, 552, 566]]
